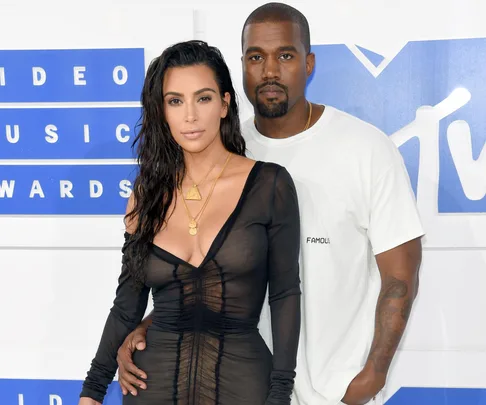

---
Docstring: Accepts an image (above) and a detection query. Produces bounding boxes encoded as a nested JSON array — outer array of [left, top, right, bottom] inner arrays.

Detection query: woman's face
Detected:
[[162, 64, 230, 154]]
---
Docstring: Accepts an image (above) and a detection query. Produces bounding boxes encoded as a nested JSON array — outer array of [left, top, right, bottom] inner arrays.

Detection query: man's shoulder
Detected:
[[327, 106, 400, 161], [328, 107, 388, 145]]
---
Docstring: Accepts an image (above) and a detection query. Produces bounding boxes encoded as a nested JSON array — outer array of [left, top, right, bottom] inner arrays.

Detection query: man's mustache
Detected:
[[255, 81, 288, 94]]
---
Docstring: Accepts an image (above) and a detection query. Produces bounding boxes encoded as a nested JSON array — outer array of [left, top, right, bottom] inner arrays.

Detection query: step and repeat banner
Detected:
[[0, 48, 142, 215], [1, 1, 485, 404]]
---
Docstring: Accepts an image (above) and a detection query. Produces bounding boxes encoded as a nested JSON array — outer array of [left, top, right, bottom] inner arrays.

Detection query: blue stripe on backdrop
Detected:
[[0, 48, 145, 102], [0, 379, 121, 405], [0, 164, 138, 215], [387, 387, 486, 404], [1, 380, 485, 405], [0, 107, 141, 160]]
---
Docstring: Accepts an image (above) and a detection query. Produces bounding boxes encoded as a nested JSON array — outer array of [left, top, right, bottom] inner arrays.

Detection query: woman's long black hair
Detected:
[[124, 40, 246, 289]]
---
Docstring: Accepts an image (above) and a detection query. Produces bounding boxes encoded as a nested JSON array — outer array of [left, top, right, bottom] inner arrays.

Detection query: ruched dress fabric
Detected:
[[80, 161, 301, 405]]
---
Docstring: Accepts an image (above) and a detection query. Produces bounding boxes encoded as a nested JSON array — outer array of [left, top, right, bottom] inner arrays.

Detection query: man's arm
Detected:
[[342, 237, 422, 405], [116, 311, 154, 396], [368, 237, 421, 376]]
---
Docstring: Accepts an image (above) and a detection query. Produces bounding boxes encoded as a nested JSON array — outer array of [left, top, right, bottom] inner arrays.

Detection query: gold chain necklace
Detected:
[[179, 152, 232, 236], [184, 161, 217, 201], [254, 100, 313, 132]]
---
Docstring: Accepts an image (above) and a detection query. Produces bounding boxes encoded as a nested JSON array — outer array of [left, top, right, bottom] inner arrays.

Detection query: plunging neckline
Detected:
[[149, 161, 263, 270]]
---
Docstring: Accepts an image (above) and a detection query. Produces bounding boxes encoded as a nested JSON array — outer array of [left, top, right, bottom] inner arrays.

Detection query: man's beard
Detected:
[[254, 81, 289, 118], [256, 99, 289, 118]]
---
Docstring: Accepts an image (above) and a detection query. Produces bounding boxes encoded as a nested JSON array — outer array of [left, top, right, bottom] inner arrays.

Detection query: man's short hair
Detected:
[[241, 2, 311, 54]]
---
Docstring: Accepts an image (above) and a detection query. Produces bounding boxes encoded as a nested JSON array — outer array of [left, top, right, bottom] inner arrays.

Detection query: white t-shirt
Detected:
[[242, 105, 425, 405]]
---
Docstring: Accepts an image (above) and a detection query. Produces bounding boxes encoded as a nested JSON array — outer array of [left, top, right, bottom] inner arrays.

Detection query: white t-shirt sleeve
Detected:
[[367, 141, 425, 255]]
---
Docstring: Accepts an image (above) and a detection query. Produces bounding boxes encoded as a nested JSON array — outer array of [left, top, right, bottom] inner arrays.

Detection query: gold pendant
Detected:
[[189, 219, 197, 236], [185, 185, 202, 200]]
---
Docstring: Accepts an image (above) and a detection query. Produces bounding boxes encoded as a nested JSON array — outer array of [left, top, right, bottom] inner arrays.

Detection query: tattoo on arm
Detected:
[[368, 275, 413, 374]]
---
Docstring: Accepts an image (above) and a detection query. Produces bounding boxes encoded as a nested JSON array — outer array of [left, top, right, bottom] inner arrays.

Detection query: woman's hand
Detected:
[[78, 397, 101, 405]]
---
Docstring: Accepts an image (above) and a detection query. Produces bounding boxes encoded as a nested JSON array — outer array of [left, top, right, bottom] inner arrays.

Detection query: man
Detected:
[[115, 3, 424, 405]]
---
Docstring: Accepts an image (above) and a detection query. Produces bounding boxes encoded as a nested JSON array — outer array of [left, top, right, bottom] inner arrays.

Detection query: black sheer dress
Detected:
[[80, 161, 301, 405]]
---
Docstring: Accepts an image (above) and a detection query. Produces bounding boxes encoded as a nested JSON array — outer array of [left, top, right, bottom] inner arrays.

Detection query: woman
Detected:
[[78, 40, 301, 405]]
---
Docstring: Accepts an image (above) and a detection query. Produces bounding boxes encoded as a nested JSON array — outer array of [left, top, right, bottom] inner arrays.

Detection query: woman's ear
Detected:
[[221, 92, 231, 118]]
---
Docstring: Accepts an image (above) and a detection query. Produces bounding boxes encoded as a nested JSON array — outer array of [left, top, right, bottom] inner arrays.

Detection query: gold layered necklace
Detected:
[[179, 152, 232, 236], [254, 100, 313, 132], [184, 161, 217, 201]]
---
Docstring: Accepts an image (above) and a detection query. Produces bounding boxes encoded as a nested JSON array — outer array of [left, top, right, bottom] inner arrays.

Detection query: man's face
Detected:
[[242, 21, 312, 118]]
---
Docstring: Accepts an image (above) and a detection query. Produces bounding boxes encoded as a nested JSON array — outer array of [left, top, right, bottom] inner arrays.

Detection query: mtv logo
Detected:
[[307, 38, 486, 215]]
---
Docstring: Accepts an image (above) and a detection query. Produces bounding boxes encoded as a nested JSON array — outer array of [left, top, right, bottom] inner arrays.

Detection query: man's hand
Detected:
[[341, 364, 385, 405], [116, 326, 148, 396]]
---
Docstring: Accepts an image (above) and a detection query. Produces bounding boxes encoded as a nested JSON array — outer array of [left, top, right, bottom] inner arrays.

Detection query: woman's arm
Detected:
[[79, 203, 150, 404], [265, 166, 301, 405]]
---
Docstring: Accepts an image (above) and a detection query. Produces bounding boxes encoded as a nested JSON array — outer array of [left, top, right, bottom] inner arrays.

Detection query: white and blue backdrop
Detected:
[[0, 0, 485, 404]]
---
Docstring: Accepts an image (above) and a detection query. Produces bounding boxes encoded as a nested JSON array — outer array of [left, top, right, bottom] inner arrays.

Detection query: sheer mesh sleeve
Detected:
[[265, 167, 301, 405], [80, 232, 150, 403]]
